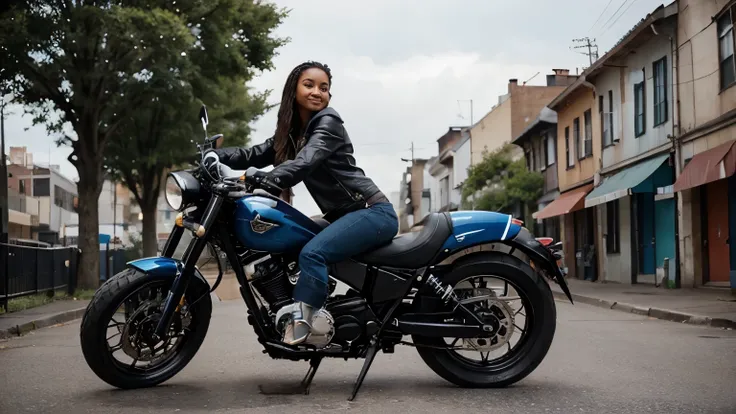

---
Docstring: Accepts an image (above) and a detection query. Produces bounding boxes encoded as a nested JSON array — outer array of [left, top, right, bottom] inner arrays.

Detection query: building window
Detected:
[[653, 56, 668, 126], [719, 7, 736, 90], [573, 117, 582, 159], [545, 129, 556, 166], [33, 178, 50, 197], [583, 110, 592, 157], [606, 199, 620, 254], [609, 90, 616, 142], [634, 75, 646, 137], [599, 95, 606, 146], [565, 126, 573, 168], [525, 146, 533, 170]]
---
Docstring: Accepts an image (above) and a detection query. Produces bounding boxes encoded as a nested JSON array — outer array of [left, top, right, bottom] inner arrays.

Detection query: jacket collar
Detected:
[[304, 107, 343, 133]]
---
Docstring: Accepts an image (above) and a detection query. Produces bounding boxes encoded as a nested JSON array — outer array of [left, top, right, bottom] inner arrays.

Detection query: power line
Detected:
[[597, 0, 632, 35], [589, 0, 616, 32], [598, 0, 641, 38]]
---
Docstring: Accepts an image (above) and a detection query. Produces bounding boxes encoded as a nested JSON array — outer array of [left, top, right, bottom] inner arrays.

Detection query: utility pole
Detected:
[[1, 94, 9, 311], [571, 37, 599, 66]]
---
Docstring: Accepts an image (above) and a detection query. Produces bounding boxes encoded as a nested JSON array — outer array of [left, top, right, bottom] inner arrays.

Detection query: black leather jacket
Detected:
[[214, 107, 383, 218]]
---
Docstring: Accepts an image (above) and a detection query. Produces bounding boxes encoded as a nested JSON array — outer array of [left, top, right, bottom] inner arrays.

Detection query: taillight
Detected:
[[536, 237, 553, 247], [511, 218, 524, 226]]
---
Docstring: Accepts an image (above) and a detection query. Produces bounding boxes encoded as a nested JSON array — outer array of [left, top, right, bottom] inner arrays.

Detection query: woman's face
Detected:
[[295, 67, 330, 112]]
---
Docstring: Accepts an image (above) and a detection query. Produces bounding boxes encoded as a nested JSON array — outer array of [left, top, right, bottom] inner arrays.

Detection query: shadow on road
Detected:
[[75, 376, 575, 410]]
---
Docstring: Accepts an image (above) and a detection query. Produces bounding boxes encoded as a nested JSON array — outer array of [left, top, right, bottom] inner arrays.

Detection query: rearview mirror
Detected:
[[199, 105, 208, 132]]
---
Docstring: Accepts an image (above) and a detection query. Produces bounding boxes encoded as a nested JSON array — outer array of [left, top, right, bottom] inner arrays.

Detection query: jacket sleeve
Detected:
[[214, 137, 275, 170], [267, 116, 344, 188]]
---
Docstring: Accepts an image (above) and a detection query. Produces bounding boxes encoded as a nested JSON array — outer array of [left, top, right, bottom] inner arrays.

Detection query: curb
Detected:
[[0, 307, 87, 340], [552, 291, 736, 329]]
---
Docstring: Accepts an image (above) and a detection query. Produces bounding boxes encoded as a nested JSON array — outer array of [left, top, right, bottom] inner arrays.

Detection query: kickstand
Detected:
[[301, 357, 322, 395], [348, 340, 379, 402]]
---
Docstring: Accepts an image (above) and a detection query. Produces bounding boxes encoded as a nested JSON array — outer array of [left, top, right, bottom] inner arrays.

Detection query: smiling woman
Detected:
[[211, 61, 397, 346]]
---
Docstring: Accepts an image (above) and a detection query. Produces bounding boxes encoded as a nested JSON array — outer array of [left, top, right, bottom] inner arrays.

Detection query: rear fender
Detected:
[[440, 211, 522, 252], [127, 257, 211, 296], [434, 216, 573, 304]]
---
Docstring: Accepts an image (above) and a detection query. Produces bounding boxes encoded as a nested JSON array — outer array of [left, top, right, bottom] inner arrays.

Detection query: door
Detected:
[[637, 193, 656, 275], [706, 179, 731, 283]]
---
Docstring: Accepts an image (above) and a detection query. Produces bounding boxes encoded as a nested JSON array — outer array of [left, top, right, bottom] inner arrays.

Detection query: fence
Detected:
[[0, 243, 80, 311]]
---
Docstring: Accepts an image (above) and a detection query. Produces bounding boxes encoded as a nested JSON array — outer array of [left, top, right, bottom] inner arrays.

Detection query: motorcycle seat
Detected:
[[310, 213, 453, 269]]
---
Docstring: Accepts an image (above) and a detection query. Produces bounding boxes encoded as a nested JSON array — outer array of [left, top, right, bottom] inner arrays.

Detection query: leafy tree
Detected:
[[461, 144, 543, 222], [0, 1, 286, 288], [107, 77, 270, 256]]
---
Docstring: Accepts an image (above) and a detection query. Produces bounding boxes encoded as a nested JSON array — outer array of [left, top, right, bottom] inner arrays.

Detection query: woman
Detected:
[[212, 61, 398, 345]]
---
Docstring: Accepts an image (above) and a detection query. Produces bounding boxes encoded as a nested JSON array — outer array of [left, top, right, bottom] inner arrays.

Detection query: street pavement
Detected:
[[1, 298, 735, 414]]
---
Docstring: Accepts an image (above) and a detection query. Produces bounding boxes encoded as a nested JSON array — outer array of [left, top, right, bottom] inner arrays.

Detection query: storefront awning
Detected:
[[673, 140, 736, 192], [585, 154, 670, 208], [533, 184, 593, 220]]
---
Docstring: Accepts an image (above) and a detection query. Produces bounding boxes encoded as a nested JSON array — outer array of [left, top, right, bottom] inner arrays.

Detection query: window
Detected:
[[525, 146, 533, 170], [599, 95, 606, 146], [545, 129, 556, 166], [609, 90, 616, 142], [606, 199, 620, 254], [653, 57, 668, 126], [634, 75, 646, 137], [565, 126, 573, 168], [33, 178, 50, 197], [583, 110, 592, 157], [573, 117, 582, 159], [718, 8, 736, 89]]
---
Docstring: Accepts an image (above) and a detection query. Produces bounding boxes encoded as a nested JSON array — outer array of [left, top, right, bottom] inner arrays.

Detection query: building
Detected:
[[427, 127, 464, 212], [534, 71, 601, 282], [673, 0, 736, 289], [7, 161, 77, 245], [9, 146, 33, 168], [398, 159, 432, 233], [576, 2, 679, 286], [468, 70, 579, 165], [513, 106, 561, 240]]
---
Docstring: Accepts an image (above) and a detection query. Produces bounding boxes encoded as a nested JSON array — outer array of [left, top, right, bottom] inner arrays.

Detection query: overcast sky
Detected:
[[7, 0, 669, 217]]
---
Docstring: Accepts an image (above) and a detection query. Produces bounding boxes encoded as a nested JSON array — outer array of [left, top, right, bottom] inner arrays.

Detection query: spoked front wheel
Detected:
[[80, 268, 212, 389], [412, 253, 556, 388]]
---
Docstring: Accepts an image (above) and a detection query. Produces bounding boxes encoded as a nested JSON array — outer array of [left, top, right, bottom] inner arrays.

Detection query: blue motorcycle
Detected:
[[80, 106, 573, 400]]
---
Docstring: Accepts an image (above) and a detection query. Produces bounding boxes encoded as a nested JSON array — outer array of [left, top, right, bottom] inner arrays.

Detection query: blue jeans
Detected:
[[293, 202, 399, 308]]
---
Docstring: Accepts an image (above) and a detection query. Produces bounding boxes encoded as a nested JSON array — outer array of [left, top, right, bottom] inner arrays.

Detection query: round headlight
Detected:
[[165, 175, 183, 211]]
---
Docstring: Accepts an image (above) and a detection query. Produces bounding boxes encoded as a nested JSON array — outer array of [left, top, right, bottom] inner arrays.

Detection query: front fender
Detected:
[[127, 257, 211, 295]]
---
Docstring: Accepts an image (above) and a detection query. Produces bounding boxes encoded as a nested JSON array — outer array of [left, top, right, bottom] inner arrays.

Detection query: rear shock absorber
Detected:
[[426, 275, 458, 303]]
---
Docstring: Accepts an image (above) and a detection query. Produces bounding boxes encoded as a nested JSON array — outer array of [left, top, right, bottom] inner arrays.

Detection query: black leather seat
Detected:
[[358, 212, 453, 268]]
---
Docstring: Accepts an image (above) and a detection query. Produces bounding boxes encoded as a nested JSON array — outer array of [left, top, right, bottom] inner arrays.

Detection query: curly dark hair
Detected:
[[273, 61, 333, 165]]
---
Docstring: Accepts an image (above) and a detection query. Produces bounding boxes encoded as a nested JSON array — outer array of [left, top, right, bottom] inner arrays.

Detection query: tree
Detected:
[[107, 77, 270, 256], [460, 144, 543, 222], [0, 1, 286, 288]]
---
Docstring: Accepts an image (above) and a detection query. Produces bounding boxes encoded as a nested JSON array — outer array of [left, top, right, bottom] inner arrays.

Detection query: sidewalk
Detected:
[[0, 299, 90, 339], [551, 278, 736, 329]]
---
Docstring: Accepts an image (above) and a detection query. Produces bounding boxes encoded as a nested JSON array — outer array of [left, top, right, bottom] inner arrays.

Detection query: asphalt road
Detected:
[[1, 297, 735, 414]]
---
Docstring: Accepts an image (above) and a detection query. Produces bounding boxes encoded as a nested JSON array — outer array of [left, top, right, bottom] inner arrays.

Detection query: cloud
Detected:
[[5, 0, 669, 219]]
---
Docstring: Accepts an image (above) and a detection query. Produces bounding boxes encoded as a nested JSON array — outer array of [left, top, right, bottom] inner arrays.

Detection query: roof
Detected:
[[547, 1, 677, 111], [512, 106, 557, 145]]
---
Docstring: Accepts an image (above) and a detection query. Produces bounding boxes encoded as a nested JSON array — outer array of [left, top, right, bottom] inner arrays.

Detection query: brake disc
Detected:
[[461, 288, 516, 352]]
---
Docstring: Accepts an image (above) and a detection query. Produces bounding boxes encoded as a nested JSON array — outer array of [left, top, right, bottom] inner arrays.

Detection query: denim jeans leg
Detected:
[[293, 202, 399, 308]]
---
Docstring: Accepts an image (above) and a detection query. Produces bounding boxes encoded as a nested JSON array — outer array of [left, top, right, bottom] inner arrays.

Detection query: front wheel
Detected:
[[412, 252, 556, 388], [80, 268, 212, 389]]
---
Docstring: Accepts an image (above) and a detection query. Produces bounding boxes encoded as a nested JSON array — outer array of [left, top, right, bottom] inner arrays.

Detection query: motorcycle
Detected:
[[80, 105, 574, 401]]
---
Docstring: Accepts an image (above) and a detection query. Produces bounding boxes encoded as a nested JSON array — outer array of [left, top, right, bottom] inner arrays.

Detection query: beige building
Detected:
[[469, 70, 578, 165], [673, 0, 736, 289]]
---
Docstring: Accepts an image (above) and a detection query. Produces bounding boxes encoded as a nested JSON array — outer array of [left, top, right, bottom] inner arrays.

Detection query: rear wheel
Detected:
[[80, 268, 212, 389], [412, 252, 556, 388]]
